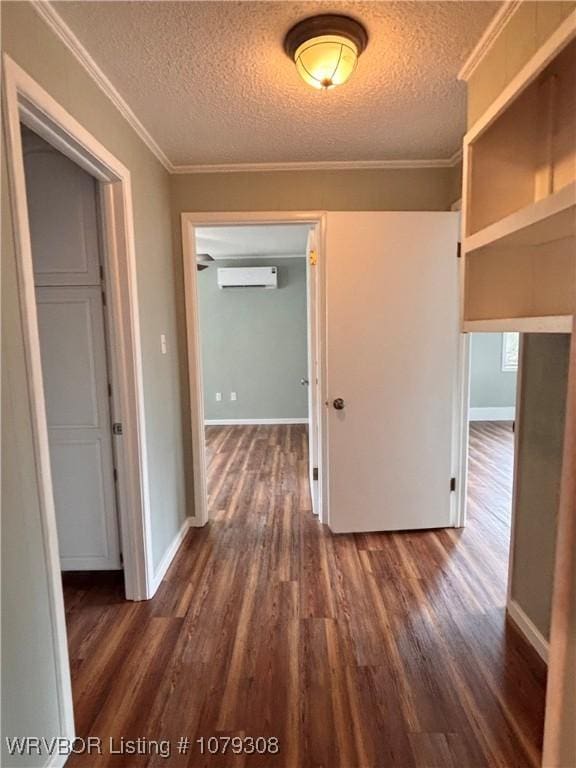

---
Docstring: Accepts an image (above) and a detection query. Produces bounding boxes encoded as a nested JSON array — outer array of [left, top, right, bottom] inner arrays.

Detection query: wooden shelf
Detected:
[[461, 27, 576, 330], [464, 316, 574, 334], [464, 182, 576, 255]]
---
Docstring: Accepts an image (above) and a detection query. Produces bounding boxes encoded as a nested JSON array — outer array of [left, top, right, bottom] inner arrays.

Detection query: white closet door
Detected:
[[325, 212, 460, 533], [23, 128, 101, 286], [36, 286, 121, 570]]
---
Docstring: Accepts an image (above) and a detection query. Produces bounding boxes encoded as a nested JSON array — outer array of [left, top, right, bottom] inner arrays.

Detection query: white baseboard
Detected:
[[204, 418, 309, 425], [149, 517, 193, 596], [45, 746, 74, 768], [469, 406, 515, 421], [507, 599, 549, 663]]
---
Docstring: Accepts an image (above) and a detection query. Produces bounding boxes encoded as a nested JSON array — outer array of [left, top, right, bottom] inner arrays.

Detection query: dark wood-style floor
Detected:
[[63, 421, 545, 767]]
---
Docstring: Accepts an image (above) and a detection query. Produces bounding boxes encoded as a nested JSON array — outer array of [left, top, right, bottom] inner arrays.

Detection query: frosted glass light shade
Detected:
[[294, 35, 358, 90]]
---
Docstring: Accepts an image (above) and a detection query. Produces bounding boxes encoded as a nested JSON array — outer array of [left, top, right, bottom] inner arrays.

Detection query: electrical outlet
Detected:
[[230, 391, 237, 401], [215, 392, 222, 402]]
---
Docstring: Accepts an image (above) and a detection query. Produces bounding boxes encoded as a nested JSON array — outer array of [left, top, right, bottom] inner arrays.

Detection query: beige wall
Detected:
[[467, 1, 576, 126], [1, 3, 187, 760], [171, 166, 457, 214]]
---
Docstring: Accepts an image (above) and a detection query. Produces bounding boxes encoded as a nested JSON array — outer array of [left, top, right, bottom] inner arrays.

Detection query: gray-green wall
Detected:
[[1, 3, 187, 762], [198, 259, 308, 421], [511, 334, 570, 640], [470, 333, 517, 409]]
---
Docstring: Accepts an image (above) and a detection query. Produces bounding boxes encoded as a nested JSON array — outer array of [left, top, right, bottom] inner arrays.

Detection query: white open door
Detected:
[[306, 228, 320, 517], [325, 212, 459, 533]]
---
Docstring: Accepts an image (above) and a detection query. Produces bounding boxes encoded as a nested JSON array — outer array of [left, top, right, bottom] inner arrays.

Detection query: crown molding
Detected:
[[447, 147, 463, 167], [30, 0, 173, 171], [458, 1, 523, 82], [171, 155, 462, 175]]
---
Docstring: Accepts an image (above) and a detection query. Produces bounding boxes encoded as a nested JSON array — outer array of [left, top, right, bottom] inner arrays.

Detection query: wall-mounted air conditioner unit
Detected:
[[217, 266, 278, 289]]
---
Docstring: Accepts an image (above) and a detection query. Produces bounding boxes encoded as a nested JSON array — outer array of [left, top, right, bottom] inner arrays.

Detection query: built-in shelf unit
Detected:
[[461, 15, 576, 332]]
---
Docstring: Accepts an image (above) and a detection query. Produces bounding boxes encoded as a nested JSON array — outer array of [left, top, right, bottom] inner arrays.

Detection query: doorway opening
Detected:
[[181, 214, 325, 527], [22, 125, 124, 581], [465, 332, 519, 588], [196, 224, 312, 520], [462, 330, 567, 720]]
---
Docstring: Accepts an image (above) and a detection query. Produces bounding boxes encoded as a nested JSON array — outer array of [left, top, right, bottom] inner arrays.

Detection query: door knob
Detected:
[[333, 398, 345, 410], [300, 378, 309, 386]]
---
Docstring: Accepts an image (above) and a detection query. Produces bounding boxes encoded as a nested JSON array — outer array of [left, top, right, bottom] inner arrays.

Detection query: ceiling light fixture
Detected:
[[284, 14, 368, 91]]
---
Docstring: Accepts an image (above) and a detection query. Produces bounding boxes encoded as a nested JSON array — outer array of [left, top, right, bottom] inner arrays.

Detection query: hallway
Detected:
[[63, 423, 545, 767]]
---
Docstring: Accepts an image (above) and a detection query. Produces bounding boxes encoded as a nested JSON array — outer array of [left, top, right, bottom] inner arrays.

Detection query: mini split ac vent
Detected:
[[217, 266, 278, 289]]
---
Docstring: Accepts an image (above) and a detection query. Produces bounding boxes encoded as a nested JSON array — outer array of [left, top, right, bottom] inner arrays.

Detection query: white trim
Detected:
[[2, 52, 154, 655], [454, 332, 471, 528], [507, 334, 525, 632], [464, 10, 576, 143], [30, 0, 171, 171], [44, 753, 70, 768], [172, 156, 462, 174], [457, 1, 523, 82], [149, 517, 193, 594], [463, 316, 574, 334], [2, 55, 77, 750], [507, 599, 549, 664], [181, 217, 210, 529], [448, 148, 463, 168], [204, 418, 309, 426], [469, 406, 516, 422], [182, 211, 327, 528]]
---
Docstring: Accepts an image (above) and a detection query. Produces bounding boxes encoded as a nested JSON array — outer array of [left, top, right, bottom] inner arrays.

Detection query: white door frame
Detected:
[[305, 228, 321, 517], [3, 53, 154, 622], [181, 211, 328, 527], [454, 332, 471, 527]]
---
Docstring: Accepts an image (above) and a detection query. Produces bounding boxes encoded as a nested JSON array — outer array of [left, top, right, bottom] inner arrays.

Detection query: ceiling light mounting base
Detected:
[[283, 14, 368, 60]]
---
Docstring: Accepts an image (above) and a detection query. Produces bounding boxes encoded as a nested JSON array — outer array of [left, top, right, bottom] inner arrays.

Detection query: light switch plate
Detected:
[[216, 392, 222, 402], [230, 391, 237, 401]]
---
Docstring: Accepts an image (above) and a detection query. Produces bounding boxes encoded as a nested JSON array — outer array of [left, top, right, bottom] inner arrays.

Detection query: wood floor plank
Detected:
[[63, 422, 545, 767]]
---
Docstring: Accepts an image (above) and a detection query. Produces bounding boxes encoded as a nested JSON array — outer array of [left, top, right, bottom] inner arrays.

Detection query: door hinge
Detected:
[[456, 242, 462, 259], [102, 290, 107, 306], [108, 382, 112, 398], [309, 249, 317, 266], [113, 467, 118, 482], [99, 264, 104, 281], [312, 467, 319, 481], [112, 422, 123, 435], [450, 477, 456, 492], [119, 551, 123, 565]]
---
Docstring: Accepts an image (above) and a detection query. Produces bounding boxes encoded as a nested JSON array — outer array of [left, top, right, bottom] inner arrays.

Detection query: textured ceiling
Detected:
[[196, 224, 310, 259], [53, 1, 500, 167]]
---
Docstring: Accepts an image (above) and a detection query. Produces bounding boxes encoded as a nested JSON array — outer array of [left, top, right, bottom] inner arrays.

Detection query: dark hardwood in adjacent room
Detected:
[[63, 422, 545, 767]]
